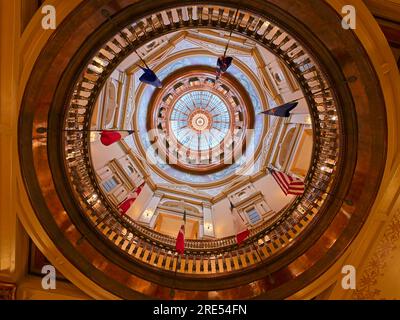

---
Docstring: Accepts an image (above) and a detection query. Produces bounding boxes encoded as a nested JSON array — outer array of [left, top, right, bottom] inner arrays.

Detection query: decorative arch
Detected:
[[15, 0, 397, 300]]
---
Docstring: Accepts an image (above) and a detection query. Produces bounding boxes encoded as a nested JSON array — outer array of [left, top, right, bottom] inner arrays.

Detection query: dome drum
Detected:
[[148, 67, 254, 173]]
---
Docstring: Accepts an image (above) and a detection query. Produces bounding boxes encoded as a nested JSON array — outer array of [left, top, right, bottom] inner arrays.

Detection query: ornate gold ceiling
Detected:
[[18, 0, 388, 299]]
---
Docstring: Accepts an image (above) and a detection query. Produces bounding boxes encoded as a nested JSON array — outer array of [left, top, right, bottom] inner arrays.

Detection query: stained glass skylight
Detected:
[[170, 90, 231, 151]]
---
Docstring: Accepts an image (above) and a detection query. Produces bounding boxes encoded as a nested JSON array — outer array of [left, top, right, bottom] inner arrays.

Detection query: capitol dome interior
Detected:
[[0, 0, 400, 300]]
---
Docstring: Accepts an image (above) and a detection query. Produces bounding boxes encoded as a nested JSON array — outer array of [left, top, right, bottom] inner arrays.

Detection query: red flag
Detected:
[[230, 201, 250, 245], [100, 130, 134, 146], [100, 130, 121, 146], [117, 182, 145, 215], [236, 229, 250, 245], [118, 198, 135, 215], [132, 182, 145, 197], [175, 224, 185, 255]]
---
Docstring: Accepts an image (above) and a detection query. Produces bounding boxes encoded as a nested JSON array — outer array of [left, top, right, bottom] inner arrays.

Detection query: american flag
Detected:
[[268, 168, 305, 196]]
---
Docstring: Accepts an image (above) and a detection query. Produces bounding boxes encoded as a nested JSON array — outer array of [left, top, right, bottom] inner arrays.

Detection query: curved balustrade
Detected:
[[63, 4, 340, 275]]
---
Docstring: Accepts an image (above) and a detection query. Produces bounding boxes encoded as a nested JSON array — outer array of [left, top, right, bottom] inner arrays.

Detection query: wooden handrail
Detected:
[[62, 4, 340, 275]]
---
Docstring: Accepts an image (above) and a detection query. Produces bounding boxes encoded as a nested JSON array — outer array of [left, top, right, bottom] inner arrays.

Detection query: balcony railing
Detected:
[[63, 4, 340, 275]]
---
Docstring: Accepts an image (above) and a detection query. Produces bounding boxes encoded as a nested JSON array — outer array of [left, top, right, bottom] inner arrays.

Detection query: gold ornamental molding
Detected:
[[352, 207, 400, 299], [14, 0, 119, 300], [14, 0, 393, 299], [289, 0, 400, 300]]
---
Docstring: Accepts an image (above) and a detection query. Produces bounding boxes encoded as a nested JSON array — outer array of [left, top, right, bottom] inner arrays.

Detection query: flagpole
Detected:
[[223, 8, 240, 57], [62, 129, 135, 133], [36, 127, 135, 134]]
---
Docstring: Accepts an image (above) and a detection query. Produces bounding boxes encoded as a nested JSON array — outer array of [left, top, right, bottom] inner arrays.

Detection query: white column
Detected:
[[198, 218, 204, 239], [202, 203, 215, 238], [138, 192, 163, 228]]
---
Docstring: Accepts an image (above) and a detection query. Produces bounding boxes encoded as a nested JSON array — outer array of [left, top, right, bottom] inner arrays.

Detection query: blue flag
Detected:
[[139, 67, 162, 88], [260, 101, 298, 117], [216, 56, 233, 79]]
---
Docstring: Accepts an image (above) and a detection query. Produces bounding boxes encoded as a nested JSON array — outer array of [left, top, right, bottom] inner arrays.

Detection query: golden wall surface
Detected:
[[0, 0, 399, 299]]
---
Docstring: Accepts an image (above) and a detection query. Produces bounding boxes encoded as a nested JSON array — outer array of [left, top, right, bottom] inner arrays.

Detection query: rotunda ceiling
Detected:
[[17, 0, 388, 299], [127, 48, 270, 187]]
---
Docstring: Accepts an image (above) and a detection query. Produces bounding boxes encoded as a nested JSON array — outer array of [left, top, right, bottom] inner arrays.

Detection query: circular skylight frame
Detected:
[[170, 90, 231, 151], [147, 67, 255, 174]]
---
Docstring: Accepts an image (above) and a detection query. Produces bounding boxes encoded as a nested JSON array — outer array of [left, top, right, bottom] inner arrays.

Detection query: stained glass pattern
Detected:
[[170, 91, 230, 151]]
